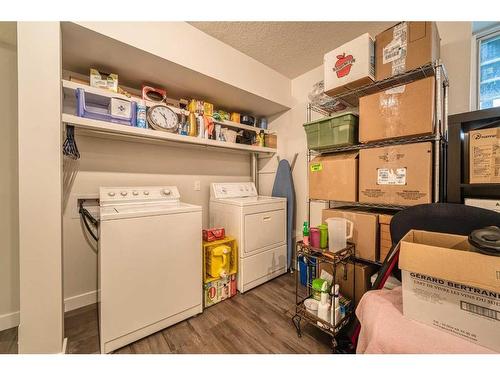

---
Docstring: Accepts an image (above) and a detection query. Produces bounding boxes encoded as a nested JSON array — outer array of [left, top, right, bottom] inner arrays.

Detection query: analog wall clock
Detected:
[[147, 105, 179, 133]]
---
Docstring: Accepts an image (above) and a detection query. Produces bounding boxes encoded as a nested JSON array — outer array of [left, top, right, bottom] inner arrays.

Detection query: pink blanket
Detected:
[[356, 287, 497, 354]]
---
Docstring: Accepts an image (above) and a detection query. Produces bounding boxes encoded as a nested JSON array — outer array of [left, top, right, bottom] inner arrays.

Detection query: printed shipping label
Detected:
[[385, 85, 406, 95], [382, 22, 407, 74], [377, 168, 407, 185], [310, 163, 323, 172], [383, 40, 403, 64]]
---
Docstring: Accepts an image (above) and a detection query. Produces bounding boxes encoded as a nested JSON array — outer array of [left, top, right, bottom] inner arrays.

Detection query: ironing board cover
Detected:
[[272, 159, 295, 270]]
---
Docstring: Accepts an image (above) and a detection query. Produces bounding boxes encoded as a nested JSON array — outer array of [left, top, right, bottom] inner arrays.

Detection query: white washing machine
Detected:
[[209, 182, 287, 293], [98, 186, 202, 353]]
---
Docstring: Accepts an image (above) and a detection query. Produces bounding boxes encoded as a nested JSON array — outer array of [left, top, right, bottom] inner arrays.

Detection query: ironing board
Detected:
[[272, 159, 296, 270]]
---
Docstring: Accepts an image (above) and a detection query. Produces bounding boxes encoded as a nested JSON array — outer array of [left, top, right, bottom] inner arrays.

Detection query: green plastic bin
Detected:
[[303, 112, 358, 150]]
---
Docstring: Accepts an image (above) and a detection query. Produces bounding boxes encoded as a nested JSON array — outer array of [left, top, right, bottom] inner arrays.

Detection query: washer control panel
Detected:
[[211, 182, 257, 199], [100, 186, 180, 206]]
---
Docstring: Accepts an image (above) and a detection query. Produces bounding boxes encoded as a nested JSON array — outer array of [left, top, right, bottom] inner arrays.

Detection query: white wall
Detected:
[[0, 22, 19, 331], [437, 22, 473, 114], [17, 22, 64, 353]]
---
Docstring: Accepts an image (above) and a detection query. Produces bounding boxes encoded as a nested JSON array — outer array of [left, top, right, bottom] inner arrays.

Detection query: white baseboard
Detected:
[[0, 311, 20, 331], [0, 290, 97, 331], [61, 337, 68, 354], [63, 290, 97, 312]]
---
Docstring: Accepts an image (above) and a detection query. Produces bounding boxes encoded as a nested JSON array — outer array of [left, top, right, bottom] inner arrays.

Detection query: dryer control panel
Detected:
[[100, 186, 180, 206], [211, 182, 257, 199]]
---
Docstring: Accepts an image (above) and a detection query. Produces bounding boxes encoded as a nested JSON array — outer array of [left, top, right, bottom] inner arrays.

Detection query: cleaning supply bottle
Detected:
[[331, 284, 340, 326], [302, 221, 310, 246], [135, 100, 147, 128], [317, 281, 331, 322]]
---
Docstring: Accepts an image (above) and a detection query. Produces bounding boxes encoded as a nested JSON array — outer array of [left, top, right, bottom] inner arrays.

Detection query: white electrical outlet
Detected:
[[194, 181, 201, 191]]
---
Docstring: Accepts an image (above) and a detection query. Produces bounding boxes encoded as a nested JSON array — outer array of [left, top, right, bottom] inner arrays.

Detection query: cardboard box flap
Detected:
[[409, 22, 427, 42], [399, 230, 500, 293]]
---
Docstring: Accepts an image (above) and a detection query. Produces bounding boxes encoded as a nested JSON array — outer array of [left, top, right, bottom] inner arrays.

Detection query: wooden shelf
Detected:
[[62, 114, 277, 154]]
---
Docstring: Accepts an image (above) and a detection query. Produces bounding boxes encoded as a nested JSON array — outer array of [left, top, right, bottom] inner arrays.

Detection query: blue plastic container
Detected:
[[298, 256, 316, 286], [76, 88, 136, 126]]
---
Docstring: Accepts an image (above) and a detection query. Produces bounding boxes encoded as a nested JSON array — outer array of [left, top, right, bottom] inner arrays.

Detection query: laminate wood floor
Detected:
[[0, 327, 17, 354], [1, 273, 333, 354]]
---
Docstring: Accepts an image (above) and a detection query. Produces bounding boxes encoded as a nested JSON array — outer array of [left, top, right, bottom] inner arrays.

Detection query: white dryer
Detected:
[[209, 182, 287, 293], [98, 186, 202, 353]]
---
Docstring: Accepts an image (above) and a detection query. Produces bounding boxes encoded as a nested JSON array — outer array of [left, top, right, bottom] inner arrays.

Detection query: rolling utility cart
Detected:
[[292, 241, 355, 352]]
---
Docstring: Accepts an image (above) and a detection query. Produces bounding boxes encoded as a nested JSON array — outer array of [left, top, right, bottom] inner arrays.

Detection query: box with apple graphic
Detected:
[[324, 33, 375, 102]]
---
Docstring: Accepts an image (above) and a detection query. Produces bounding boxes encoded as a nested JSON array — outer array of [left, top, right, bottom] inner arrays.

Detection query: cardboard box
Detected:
[[309, 152, 358, 202], [375, 22, 440, 81], [204, 274, 237, 308], [324, 33, 375, 99], [319, 262, 378, 306], [359, 142, 433, 206], [265, 133, 277, 148], [465, 198, 500, 213], [359, 77, 435, 143], [469, 127, 500, 184], [378, 213, 393, 262], [399, 230, 500, 352], [322, 208, 379, 262]]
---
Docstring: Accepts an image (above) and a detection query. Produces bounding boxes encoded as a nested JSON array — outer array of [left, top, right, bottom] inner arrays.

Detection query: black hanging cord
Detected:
[[79, 200, 99, 242], [63, 124, 80, 160]]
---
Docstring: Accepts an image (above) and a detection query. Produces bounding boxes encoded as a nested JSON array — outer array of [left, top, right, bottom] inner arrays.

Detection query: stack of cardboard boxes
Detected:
[[309, 22, 441, 304], [313, 21, 441, 207]]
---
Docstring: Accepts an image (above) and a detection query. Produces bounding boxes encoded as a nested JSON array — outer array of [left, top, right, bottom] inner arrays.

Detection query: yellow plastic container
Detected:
[[202, 237, 238, 283], [207, 244, 231, 278]]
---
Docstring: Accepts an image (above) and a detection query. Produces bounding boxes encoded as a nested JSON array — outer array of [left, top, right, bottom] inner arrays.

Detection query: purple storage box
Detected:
[[76, 88, 136, 126]]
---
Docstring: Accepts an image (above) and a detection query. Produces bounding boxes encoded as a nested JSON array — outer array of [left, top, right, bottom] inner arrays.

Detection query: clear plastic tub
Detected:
[[76, 88, 137, 126]]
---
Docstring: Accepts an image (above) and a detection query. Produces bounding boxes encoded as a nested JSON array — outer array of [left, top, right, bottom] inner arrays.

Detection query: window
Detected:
[[477, 29, 500, 109]]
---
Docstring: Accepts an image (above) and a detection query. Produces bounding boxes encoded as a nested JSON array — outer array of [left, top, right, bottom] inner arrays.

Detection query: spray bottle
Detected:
[[302, 221, 310, 246], [330, 284, 340, 326]]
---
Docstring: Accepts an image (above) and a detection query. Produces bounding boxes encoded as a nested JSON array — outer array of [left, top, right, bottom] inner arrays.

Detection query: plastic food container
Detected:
[[304, 298, 319, 315], [310, 227, 320, 248], [318, 224, 328, 249], [303, 112, 358, 150]]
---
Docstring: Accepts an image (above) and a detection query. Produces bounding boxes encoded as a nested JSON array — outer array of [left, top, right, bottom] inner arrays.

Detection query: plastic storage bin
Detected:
[[303, 112, 358, 150], [76, 88, 137, 126]]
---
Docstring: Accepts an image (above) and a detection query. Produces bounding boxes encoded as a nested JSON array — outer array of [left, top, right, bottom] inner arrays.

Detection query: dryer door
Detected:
[[244, 209, 286, 255]]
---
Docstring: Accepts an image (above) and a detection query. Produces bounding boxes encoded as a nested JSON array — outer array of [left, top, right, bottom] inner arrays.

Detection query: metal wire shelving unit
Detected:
[[306, 60, 449, 218], [292, 241, 355, 352]]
